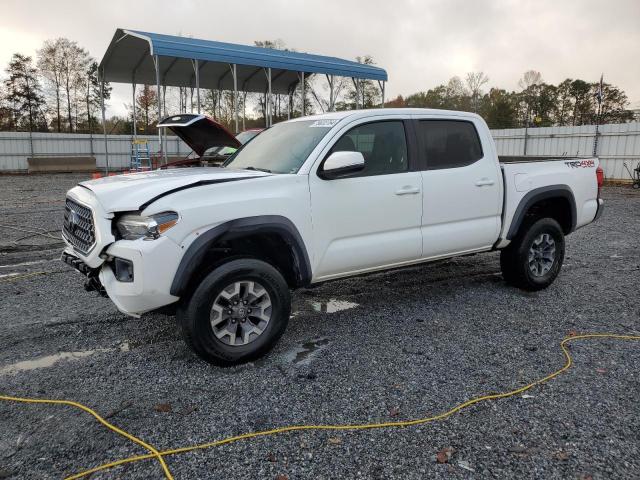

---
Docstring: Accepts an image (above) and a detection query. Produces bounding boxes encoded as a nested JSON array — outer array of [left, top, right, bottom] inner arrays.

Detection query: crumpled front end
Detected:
[[61, 185, 181, 317]]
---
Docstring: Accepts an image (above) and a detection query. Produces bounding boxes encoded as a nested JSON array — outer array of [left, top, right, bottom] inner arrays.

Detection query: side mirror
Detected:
[[320, 151, 365, 180]]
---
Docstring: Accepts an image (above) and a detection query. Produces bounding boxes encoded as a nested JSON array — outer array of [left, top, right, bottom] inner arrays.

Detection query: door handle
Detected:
[[475, 178, 495, 187], [395, 186, 420, 195]]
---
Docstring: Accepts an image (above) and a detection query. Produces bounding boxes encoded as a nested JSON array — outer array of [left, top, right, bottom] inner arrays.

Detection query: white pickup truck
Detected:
[[62, 109, 603, 365]]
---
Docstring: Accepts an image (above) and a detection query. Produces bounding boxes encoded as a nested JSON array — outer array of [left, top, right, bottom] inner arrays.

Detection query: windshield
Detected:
[[224, 120, 332, 174], [236, 130, 260, 144]]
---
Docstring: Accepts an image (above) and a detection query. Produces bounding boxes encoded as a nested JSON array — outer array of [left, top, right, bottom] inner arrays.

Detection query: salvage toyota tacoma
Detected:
[[62, 110, 604, 365]]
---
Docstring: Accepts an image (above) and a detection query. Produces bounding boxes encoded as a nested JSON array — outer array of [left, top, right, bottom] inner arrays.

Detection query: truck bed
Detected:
[[496, 156, 599, 248], [499, 156, 583, 164]]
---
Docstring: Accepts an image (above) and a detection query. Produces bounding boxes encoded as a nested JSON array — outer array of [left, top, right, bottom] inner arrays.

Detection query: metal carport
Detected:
[[98, 28, 388, 171]]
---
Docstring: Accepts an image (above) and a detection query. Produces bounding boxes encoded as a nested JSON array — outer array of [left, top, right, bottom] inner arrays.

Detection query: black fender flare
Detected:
[[170, 215, 312, 296], [506, 185, 577, 240]]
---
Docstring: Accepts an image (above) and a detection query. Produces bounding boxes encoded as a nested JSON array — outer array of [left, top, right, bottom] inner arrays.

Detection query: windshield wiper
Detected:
[[244, 166, 273, 173]]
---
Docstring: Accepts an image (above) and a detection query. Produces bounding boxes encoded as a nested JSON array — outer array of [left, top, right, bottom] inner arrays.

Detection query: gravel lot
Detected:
[[0, 173, 639, 479]]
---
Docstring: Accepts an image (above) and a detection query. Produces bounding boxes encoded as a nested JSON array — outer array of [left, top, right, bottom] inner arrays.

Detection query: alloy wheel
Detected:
[[210, 280, 272, 346]]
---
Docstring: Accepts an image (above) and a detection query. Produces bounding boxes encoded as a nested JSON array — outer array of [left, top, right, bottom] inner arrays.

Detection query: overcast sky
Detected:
[[2, 0, 639, 116]]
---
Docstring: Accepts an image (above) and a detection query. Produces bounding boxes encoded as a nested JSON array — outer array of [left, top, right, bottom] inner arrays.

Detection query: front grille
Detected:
[[63, 197, 96, 254]]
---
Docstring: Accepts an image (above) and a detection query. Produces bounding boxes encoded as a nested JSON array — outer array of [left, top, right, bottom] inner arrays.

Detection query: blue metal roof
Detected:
[[99, 29, 387, 93]]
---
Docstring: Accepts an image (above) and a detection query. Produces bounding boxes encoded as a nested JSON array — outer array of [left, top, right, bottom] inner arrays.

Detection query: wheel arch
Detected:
[[506, 185, 577, 240], [170, 215, 312, 296]]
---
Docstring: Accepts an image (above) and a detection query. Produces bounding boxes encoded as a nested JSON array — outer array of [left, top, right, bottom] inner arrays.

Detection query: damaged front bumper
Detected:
[[62, 235, 182, 317], [62, 185, 182, 316], [61, 251, 106, 296]]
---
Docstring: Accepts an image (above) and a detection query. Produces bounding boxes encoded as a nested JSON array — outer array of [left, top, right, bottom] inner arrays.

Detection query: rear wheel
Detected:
[[500, 217, 565, 291], [178, 258, 291, 365]]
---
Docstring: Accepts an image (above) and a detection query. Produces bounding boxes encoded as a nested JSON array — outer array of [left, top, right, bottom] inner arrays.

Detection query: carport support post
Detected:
[[300, 72, 305, 116], [99, 69, 109, 174], [132, 82, 137, 139], [154, 55, 166, 165], [268, 67, 272, 127], [379, 80, 385, 108], [193, 59, 201, 114]]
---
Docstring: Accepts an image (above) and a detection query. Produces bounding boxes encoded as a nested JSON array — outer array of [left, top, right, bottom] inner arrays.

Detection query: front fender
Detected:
[[169, 215, 312, 296]]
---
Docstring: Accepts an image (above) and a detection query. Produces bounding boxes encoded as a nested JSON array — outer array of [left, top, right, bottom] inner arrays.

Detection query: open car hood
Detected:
[[158, 114, 241, 156]]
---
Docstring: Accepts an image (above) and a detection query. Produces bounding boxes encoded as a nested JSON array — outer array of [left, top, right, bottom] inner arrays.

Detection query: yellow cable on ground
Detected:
[[66, 333, 640, 478], [0, 395, 173, 479], [3, 333, 634, 479]]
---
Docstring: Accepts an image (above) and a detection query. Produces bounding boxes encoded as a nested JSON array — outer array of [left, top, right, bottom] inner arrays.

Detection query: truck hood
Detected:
[[79, 167, 269, 212], [158, 114, 240, 156]]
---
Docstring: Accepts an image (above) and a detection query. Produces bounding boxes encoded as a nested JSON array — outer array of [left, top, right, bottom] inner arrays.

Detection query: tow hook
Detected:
[[61, 252, 107, 297], [84, 275, 107, 297]]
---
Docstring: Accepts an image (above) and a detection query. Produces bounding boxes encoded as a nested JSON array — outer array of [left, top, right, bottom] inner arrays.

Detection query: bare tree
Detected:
[[136, 85, 157, 134], [465, 72, 489, 112], [55, 39, 90, 132], [83, 61, 111, 133], [37, 39, 65, 132], [313, 75, 349, 112], [447, 76, 468, 97], [518, 70, 543, 90]]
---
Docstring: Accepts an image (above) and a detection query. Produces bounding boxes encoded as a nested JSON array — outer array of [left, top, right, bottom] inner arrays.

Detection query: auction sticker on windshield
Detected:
[[309, 119, 339, 128]]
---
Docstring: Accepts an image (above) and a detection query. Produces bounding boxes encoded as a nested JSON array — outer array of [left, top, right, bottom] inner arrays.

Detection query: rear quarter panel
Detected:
[[500, 158, 599, 242]]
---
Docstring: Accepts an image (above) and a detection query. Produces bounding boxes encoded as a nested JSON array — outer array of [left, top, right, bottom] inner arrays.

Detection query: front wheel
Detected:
[[178, 258, 291, 366], [500, 217, 565, 291]]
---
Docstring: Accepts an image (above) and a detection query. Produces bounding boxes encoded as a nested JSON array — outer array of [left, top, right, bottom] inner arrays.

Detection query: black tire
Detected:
[[178, 258, 291, 366], [500, 217, 565, 291]]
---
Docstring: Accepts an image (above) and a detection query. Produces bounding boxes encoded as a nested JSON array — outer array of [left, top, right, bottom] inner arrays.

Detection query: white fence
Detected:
[[0, 132, 193, 172], [492, 122, 640, 180], [1, 122, 640, 180]]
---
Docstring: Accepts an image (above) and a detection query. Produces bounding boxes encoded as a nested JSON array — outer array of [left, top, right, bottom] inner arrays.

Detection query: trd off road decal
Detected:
[[565, 159, 595, 168]]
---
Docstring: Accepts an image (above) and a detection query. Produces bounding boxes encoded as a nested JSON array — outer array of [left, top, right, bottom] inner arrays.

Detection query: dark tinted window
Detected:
[[329, 121, 408, 176], [417, 120, 483, 169]]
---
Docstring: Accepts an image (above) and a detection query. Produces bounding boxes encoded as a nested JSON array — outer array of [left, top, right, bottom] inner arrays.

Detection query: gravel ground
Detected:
[[0, 173, 639, 480]]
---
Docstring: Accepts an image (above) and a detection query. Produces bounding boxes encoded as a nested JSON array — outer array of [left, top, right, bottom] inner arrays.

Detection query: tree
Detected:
[[3, 53, 47, 131], [481, 88, 518, 129], [37, 39, 65, 132], [338, 56, 381, 109], [569, 79, 593, 125], [516, 71, 557, 127], [54, 38, 90, 132], [465, 72, 489, 112], [135, 85, 158, 134], [518, 82, 558, 127], [402, 77, 471, 111], [518, 70, 543, 90], [596, 83, 633, 124], [312, 75, 350, 113], [0, 83, 14, 130], [81, 61, 111, 133], [555, 79, 573, 126], [384, 95, 406, 108]]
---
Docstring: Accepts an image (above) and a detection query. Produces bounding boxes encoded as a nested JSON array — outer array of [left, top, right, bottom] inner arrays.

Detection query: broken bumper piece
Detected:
[[61, 251, 107, 296]]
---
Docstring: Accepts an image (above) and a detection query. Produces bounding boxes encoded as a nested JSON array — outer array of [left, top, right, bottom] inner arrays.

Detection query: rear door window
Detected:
[[417, 120, 483, 170]]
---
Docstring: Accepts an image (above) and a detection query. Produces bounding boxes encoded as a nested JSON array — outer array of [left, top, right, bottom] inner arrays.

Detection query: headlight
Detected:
[[116, 211, 179, 240]]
